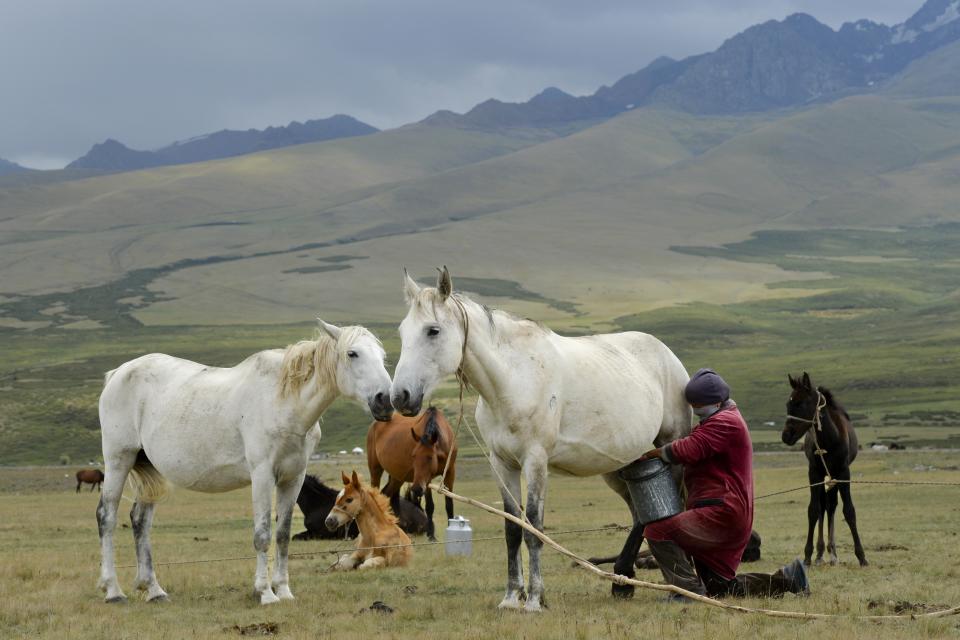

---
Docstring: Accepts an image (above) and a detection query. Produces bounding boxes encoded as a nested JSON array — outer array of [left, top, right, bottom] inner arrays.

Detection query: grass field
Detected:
[[1, 451, 959, 639]]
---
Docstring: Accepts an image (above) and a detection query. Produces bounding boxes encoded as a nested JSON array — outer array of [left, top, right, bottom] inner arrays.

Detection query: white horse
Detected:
[[96, 321, 393, 605], [391, 269, 691, 612]]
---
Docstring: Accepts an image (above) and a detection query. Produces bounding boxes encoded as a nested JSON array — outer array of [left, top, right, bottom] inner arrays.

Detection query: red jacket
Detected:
[[646, 401, 754, 579]]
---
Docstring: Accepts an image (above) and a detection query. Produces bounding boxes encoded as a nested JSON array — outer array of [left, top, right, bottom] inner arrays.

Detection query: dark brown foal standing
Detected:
[[366, 406, 458, 541], [783, 372, 868, 567]]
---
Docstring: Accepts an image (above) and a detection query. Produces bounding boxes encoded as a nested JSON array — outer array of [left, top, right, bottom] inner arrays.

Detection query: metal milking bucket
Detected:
[[445, 516, 473, 557], [618, 457, 683, 525]]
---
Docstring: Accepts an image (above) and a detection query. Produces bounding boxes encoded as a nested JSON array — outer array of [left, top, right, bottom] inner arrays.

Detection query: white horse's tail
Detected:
[[128, 455, 169, 503]]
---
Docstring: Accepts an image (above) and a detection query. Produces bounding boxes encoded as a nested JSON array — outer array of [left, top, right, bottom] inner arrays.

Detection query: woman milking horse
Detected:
[[635, 369, 810, 601]]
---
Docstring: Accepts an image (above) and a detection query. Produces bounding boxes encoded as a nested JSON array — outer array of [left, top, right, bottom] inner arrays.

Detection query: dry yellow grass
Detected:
[[2, 451, 960, 639]]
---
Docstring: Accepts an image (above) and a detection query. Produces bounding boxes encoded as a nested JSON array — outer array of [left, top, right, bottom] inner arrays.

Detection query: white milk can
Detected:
[[445, 516, 473, 557]]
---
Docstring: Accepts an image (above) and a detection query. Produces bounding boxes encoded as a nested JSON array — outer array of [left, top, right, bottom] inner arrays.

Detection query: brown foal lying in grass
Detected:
[[325, 470, 413, 570]]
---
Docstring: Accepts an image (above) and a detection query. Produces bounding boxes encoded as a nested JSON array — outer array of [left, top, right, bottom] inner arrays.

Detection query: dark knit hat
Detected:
[[684, 368, 730, 405]]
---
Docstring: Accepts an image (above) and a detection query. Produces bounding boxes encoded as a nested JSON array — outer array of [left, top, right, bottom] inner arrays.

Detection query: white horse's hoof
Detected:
[[260, 591, 281, 605], [497, 596, 524, 610], [275, 585, 295, 601], [146, 586, 169, 602], [105, 594, 128, 604], [524, 601, 544, 613]]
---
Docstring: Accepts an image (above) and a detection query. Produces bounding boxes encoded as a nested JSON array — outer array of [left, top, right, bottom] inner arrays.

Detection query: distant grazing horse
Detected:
[[783, 372, 868, 567], [76, 468, 104, 493], [292, 474, 428, 540], [366, 406, 457, 541], [96, 321, 393, 605], [391, 268, 691, 611], [326, 470, 413, 570]]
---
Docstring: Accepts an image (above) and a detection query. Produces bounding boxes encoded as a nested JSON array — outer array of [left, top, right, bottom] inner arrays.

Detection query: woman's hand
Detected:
[[639, 448, 662, 461]]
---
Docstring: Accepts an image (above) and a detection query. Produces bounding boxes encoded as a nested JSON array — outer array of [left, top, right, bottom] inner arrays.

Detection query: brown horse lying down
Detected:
[[326, 471, 412, 570]]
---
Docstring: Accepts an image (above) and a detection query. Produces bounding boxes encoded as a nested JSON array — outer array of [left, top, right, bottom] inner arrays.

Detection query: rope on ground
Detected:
[[115, 524, 629, 569], [429, 482, 960, 622]]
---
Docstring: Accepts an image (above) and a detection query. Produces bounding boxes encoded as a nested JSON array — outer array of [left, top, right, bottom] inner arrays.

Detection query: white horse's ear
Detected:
[[317, 318, 342, 341], [403, 268, 422, 304], [437, 265, 453, 301]]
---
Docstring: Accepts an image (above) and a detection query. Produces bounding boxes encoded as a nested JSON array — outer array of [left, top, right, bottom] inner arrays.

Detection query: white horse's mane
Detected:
[[409, 288, 547, 336], [278, 326, 378, 397]]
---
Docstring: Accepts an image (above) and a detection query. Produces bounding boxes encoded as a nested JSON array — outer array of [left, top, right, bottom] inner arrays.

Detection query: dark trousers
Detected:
[[649, 540, 796, 598], [694, 559, 795, 598]]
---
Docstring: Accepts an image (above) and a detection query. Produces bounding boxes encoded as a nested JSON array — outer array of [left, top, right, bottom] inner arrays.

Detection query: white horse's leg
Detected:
[[492, 455, 525, 610], [97, 452, 137, 603], [271, 475, 303, 601], [250, 466, 279, 605], [131, 500, 167, 602], [522, 447, 549, 613]]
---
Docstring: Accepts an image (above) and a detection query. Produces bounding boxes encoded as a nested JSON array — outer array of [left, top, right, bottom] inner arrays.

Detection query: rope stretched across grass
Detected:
[[115, 524, 630, 569], [112, 476, 960, 620], [754, 477, 960, 500], [429, 482, 960, 622]]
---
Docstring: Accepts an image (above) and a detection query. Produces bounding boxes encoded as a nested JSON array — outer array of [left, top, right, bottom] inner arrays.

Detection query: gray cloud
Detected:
[[1, 0, 918, 168]]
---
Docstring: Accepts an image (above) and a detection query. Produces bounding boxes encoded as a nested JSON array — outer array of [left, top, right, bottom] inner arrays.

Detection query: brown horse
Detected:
[[366, 406, 457, 541], [325, 470, 412, 570], [76, 468, 104, 493]]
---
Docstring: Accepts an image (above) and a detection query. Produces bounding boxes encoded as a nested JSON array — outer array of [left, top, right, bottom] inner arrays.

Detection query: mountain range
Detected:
[[9, 0, 959, 175], [425, 0, 960, 128], [0, 158, 32, 176], [65, 114, 378, 172]]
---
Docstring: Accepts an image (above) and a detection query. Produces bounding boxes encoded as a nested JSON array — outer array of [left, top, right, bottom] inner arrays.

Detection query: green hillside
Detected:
[[0, 124, 558, 303], [5, 95, 960, 329], [3, 223, 960, 464], [882, 40, 960, 98]]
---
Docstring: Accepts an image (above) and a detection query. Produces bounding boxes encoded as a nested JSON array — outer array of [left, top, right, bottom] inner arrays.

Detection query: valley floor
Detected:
[[2, 452, 959, 639]]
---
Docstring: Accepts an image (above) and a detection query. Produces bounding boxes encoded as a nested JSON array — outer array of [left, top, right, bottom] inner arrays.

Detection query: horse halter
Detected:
[[786, 390, 827, 433], [438, 294, 470, 493], [330, 489, 365, 522], [450, 295, 471, 389], [786, 389, 835, 484]]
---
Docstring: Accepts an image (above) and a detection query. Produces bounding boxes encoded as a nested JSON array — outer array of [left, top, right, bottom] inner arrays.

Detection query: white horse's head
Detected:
[[392, 268, 465, 416], [317, 320, 394, 422]]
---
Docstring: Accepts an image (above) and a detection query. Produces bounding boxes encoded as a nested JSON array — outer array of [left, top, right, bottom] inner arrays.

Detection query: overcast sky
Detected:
[[2, 0, 919, 169]]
